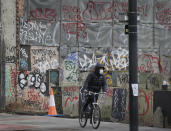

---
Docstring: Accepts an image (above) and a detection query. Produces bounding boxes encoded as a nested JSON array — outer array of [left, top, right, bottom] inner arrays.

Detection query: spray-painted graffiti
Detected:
[[20, 58, 29, 70], [82, 1, 112, 21], [126, 89, 153, 116], [21, 88, 49, 111], [5, 66, 17, 98], [31, 46, 59, 73], [29, 8, 57, 21], [64, 96, 79, 107], [5, 46, 16, 63], [155, 1, 171, 29], [18, 70, 47, 94], [104, 71, 113, 87], [160, 59, 171, 77], [20, 47, 28, 59], [20, 46, 30, 70], [10, 66, 17, 92], [20, 19, 55, 45], [62, 5, 81, 21], [27, 88, 40, 102], [81, 0, 150, 21], [79, 48, 128, 71], [63, 87, 79, 107], [6, 56, 16, 63], [106, 88, 113, 98], [139, 73, 163, 89], [22, 99, 42, 110], [138, 89, 153, 116], [64, 53, 78, 82], [138, 54, 160, 73], [18, 71, 28, 89], [112, 88, 126, 120], [146, 75, 160, 89], [113, 0, 150, 19], [138, 54, 170, 76], [118, 72, 129, 85], [62, 22, 87, 39]]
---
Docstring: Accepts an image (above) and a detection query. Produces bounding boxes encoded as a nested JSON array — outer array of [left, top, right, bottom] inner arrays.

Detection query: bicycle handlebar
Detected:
[[82, 90, 106, 95]]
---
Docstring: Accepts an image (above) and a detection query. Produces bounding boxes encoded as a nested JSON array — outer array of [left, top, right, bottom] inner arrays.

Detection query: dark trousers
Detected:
[[83, 94, 98, 112]]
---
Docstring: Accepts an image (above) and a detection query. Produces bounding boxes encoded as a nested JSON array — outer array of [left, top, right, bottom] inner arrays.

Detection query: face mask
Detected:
[[99, 69, 104, 74]]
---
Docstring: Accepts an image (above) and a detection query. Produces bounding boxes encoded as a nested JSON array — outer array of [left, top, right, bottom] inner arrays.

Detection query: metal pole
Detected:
[[128, 0, 138, 131]]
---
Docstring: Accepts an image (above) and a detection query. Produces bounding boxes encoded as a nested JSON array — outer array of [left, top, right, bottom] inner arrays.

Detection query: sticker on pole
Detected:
[[132, 84, 138, 96]]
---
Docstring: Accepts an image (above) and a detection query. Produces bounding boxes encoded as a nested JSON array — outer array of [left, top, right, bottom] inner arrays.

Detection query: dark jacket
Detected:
[[83, 63, 107, 92]]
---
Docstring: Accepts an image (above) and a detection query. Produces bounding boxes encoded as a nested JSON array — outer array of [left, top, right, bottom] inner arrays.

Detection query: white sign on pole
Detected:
[[132, 84, 138, 96]]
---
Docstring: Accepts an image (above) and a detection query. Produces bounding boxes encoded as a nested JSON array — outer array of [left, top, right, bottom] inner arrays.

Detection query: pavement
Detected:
[[0, 113, 171, 131]]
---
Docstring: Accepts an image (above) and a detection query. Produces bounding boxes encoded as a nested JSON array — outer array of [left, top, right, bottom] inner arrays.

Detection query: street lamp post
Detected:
[[128, 0, 138, 131]]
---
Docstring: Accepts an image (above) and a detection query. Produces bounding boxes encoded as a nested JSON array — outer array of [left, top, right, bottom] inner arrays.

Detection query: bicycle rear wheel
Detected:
[[91, 105, 101, 129]]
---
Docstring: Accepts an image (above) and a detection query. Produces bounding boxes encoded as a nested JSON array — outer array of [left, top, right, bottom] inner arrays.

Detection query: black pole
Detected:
[[128, 0, 138, 131]]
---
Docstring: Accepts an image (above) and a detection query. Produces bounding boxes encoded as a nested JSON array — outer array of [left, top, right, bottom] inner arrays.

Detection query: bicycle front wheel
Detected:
[[91, 105, 101, 129], [79, 110, 87, 128]]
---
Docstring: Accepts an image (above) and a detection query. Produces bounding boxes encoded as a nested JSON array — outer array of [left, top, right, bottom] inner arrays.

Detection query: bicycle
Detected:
[[79, 90, 106, 129]]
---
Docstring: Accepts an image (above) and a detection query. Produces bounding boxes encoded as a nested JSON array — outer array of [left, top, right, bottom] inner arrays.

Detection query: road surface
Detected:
[[0, 113, 170, 131]]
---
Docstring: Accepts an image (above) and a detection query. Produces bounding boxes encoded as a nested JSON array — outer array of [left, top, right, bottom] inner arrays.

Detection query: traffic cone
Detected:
[[48, 88, 57, 116]]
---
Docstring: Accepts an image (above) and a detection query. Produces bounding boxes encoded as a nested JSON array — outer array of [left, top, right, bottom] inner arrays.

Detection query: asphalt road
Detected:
[[0, 113, 170, 131]]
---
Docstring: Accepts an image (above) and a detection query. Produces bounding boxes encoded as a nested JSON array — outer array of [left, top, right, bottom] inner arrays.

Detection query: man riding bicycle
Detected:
[[81, 63, 107, 123]]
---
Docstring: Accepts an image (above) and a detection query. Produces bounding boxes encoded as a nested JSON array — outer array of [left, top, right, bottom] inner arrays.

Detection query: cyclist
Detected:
[[81, 63, 107, 123]]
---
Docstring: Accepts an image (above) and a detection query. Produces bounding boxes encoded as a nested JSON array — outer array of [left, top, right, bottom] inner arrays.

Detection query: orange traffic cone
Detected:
[[48, 88, 57, 116]]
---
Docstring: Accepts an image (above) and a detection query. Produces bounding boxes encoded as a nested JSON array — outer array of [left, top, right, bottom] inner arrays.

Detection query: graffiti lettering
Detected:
[[29, 8, 57, 21], [82, 1, 112, 21], [155, 2, 171, 29], [138, 54, 160, 73], [5, 66, 16, 98], [118, 73, 129, 85], [33, 58, 59, 74], [22, 99, 42, 110], [6, 56, 16, 63], [62, 22, 87, 39], [79, 48, 128, 71], [138, 54, 170, 76], [64, 96, 78, 107], [20, 48, 28, 59], [20, 19, 53, 44], [28, 88, 41, 102], [31, 49, 56, 56], [62, 5, 81, 21], [64, 87, 78, 92], [31, 47, 59, 73], [126, 89, 153, 116], [10, 66, 17, 89]]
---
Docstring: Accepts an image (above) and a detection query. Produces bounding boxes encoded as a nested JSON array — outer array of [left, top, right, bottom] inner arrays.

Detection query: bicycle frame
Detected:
[[80, 90, 105, 106]]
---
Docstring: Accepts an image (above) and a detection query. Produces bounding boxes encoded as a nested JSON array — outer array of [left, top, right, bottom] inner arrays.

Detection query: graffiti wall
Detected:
[[17, 45, 59, 112], [62, 86, 79, 116], [4, 0, 169, 127]]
